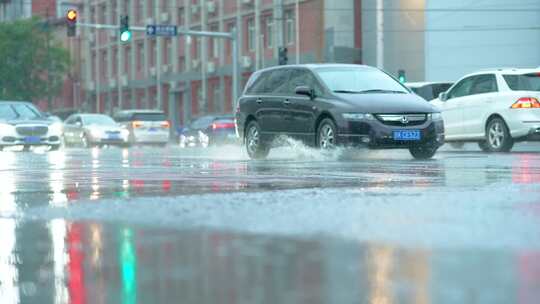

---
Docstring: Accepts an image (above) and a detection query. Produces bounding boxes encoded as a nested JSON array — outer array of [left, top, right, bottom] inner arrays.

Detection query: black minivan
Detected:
[[235, 64, 445, 159]]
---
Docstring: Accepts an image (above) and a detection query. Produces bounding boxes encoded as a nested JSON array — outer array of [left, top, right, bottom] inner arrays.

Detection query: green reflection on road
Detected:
[[121, 228, 137, 304]]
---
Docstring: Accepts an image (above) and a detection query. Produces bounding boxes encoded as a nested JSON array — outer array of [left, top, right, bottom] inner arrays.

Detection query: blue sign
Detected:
[[146, 25, 177, 37]]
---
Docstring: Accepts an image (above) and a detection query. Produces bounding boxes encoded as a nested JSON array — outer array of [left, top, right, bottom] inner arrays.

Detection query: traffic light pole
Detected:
[[77, 23, 240, 107]]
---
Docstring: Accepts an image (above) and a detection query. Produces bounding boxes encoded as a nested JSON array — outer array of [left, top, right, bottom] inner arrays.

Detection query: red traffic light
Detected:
[[67, 9, 77, 21]]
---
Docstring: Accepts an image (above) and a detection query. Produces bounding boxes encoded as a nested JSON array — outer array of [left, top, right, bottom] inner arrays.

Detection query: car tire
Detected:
[[485, 117, 513, 152], [317, 118, 338, 149], [50, 144, 61, 151], [409, 143, 438, 160], [478, 141, 490, 152], [81, 134, 90, 148], [245, 120, 269, 159]]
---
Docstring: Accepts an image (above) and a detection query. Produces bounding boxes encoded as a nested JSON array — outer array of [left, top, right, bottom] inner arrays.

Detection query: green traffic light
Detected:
[[120, 31, 131, 42]]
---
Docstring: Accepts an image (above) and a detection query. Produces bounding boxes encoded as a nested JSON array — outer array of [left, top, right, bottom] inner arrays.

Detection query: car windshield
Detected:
[[0, 103, 42, 120], [503, 73, 540, 91], [133, 113, 167, 121], [82, 115, 116, 126], [315, 67, 409, 94]]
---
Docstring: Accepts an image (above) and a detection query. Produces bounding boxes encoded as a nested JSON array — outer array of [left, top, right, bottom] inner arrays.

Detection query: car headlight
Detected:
[[49, 122, 63, 134], [429, 112, 443, 121], [121, 129, 129, 139], [0, 123, 15, 134], [342, 113, 374, 121], [90, 129, 103, 138]]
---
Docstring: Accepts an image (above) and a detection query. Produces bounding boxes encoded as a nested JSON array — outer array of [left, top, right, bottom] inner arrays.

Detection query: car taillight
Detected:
[[161, 121, 170, 128], [212, 122, 235, 130], [511, 97, 540, 109], [132, 121, 143, 128]]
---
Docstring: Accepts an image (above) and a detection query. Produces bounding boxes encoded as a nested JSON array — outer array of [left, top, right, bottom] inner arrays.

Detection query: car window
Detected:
[[503, 73, 540, 91], [470, 74, 498, 95], [245, 71, 270, 94], [448, 76, 476, 99], [64, 115, 77, 125], [82, 115, 116, 126], [0, 104, 17, 120], [132, 113, 166, 121], [190, 116, 214, 129], [289, 69, 324, 96], [12, 104, 41, 119], [266, 69, 291, 94], [315, 67, 408, 93], [433, 83, 452, 98]]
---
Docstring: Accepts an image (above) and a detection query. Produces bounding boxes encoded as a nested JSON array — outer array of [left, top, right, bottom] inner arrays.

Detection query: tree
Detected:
[[0, 17, 70, 103]]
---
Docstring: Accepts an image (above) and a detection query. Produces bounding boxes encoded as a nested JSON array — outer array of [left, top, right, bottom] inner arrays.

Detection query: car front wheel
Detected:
[[317, 118, 337, 149], [485, 118, 513, 152], [409, 143, 438, 160], [245, 121, 269, 159]]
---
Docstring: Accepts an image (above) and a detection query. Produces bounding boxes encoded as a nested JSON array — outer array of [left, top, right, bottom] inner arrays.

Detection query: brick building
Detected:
[[2, 0, 363, 125]]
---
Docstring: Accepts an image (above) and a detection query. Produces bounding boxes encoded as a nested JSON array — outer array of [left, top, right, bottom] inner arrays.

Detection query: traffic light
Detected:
[[66, 9, 77, 37], [398, 69, 406, 83], [120, 15, 131, 42], [278, 47, 288, 65]]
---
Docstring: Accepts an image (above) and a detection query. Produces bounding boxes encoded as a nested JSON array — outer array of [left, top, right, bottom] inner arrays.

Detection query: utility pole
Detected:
[[46, 8, 52, 110], [295, 0, 299, 64]]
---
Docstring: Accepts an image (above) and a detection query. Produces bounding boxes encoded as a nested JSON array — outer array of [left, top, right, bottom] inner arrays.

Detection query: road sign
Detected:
[[146, 25, 177, 37]]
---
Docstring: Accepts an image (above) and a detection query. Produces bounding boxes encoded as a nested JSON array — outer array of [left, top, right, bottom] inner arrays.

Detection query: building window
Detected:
[[210, 25, 219, 58], [247, 18, 255, 51], [137, 43, 144, 71], [178, 7, 185, 26], [285, 10, 294, 45], [266, 16, 273, 48]]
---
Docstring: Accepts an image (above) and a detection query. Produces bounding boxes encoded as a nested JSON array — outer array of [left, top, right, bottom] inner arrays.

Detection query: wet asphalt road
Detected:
[[0, 142, 540, 304]]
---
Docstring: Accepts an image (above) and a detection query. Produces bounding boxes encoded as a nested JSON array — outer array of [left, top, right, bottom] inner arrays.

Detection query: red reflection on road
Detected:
[[518, 252, 540, 304], [513, 155, 540, 184], [67, 223, 87, 304]]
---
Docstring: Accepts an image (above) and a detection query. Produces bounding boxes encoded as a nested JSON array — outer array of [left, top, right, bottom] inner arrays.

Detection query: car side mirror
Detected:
[[439, 92, 448, 102], [295, 86, 315, 99]]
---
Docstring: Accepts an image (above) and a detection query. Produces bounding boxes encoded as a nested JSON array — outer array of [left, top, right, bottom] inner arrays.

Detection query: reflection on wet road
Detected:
[[0, 143, 540, 303]]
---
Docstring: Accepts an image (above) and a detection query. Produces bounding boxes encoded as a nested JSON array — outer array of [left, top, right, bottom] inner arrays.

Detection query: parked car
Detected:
[[63, 113, 129, 148], [113, 110, 170, 146], [0, 101, 63, 151], [236, 64, 445, 159], [179, 114, 238, 148], [406, 82, 453, 101], [432, 68, 540, 152]]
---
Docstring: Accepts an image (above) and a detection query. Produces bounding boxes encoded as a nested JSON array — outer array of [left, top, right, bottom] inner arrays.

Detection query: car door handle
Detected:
[[256, 99, 263, 104], [283, 99, 291, 105]]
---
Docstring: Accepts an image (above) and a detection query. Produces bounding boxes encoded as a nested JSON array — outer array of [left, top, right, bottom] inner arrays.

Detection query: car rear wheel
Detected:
[[478, 141, 490, 152], [245, 121, 269, 159], [81, 134, 90, 148], [485, 117, 513, 152], [409, 143, 438, 160], [317, 118, 337, 149]]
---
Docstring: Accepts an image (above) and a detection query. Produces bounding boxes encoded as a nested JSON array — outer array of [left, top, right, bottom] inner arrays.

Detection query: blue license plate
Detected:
[[108, 135, 120, 140], [393, 130, 421, 141], [24, 136, 41, 144], [148, 128, 158, 132]]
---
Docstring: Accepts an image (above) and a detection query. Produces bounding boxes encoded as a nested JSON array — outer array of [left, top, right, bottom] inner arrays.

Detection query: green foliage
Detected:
[[0, 17, 70, 102]]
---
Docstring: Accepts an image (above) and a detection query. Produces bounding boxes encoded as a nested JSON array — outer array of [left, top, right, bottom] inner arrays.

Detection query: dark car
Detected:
[[235, 64, 445, 159], [406, 82, 453, 101], [180, 115, 238, 147], [0, 101, 63, 151]]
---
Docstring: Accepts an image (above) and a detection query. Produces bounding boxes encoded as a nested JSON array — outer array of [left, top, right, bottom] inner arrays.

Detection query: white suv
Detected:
[[432, 68, 540, 152]]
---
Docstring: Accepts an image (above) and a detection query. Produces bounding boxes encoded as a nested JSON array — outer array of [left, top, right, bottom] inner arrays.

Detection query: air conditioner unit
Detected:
[[207, 2, 216, 14], [149, 67, 156, 76], [241, 56, 252, 68], [87, 81, 95, 91], [192, 59, 200, 69], [191, 5, 200, 14], [161, 65, 170, 73], [160, 12, 169, 22], [207, 61, 216, 73], [120, 76, 128, 87], [146, 17, 154, 25], [109, 79, 116, 87]]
